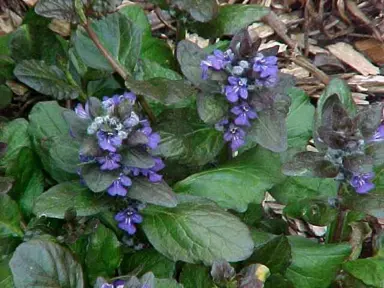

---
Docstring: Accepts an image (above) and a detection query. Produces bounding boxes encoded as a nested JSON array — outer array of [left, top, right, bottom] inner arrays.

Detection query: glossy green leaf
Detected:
[[125, 77, 195, 108], [245, 235, 291, 274], [197, 92, 229, 125], [180, 263, 213, 288], [86, 223, 122, 284], [121, 249, 175, 278], [174, 146, 284, 212], [195, 5, 270, 38], [270, 177, 338, 205], [28, 101, 78, 182], [285, 236, 351, 288], [0, 118, 31, 167], [173, 0, 218, 22], [0, 85, 12, 109], [0, 194, 23, 237], [286, 88, 315, 148], [128, 178, 178, 208], [141, 198, 254, 264], [14, 60, 81, 100], [10, 239, 84, 288], [33, 181, 111, 219], [154, 108, 224, 166], [74, 12, 142, 73], [343, 257, 384, 287]]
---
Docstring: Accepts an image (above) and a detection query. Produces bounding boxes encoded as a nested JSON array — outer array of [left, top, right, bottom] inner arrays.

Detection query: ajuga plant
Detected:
[[283, 93, 384, 195], [63, 92, 163, 235], [177, 30, 293, 153], [5, 0, 384, 287]]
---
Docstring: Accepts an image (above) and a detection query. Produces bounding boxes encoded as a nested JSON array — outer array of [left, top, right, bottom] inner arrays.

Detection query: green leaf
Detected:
[[119, 5, 151, 37], [180, 263, 214, 288], [342, 192, 384, 219], [197, 92, 229, 125], [35, 0, 82, 23], [343, 257, 384, 287], [284, 199, 337, 226], [174, 146, 284, 212], [154, 108, 224, 166], [86, 223, 122, 284], [0, 177, 13, 195], [176, 40, 221, 93], [33, 181, 111, 219], [248, 107, 288, 153], [314, 78, 356, 149], [49, 134, 81, 175], [28, 101, 78, 182], [0, 85, 12, 109], [141, 198, 254, 264], [125, 77, 195, 108], [139, 59, 182, 81], [6, 147, 44, 219], [87, 76, 122, 98], [194, 5, 270, 38], [142, 38, 177, 69], [270, 177, 338, 205], [155, 278, 183, 288], [129, 178, 178, 208], [121, 148, 155, 169], [74, 12, 142, 73], [10, 19, 67, 65], [245, 235, 291, 274], [0, 255, 14, 288], [0, 118, 31, 167], [14, 60, 81, 100], [121, 249, 175, 279], [173, 0, 218, 22], [286, 88, 315, 148], [0, 194, 23, 237], [81, 164, 120, 193], [285, 236, 351, 288], [264, 274, 294, 288], [10, 239, 84, 288]]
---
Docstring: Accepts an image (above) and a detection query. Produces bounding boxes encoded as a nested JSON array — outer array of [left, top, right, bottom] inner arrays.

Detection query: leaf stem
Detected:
[[330, 182, 346, 243], [82, 21, 156, 123]]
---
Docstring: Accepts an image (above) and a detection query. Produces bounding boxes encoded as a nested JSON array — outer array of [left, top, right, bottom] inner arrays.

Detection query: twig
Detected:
[[82, 21, 156, 123], [290, 55, 330, 85], [154, 7, 176, 32]]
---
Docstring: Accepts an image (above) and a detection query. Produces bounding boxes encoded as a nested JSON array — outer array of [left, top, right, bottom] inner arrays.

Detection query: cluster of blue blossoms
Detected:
[[349, 124, 384, 194], [74, 92, 164, 235], [201, 49, 278, 151], [101, 280, 149, 288]]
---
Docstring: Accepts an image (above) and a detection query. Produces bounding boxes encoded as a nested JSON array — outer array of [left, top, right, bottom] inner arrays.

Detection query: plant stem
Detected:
[[82, 21, 156, 123], [330, 182, 346, 243]]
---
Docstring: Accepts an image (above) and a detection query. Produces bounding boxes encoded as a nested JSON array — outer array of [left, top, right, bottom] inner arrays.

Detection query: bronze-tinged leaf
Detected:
[[355, 103, 383, 140], [230, 29, 255, 58], [343, 154, 373, 174], [282, 151, 339, 178]]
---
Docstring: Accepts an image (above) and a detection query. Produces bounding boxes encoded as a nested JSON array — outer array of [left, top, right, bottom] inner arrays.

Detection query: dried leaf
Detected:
[[327, 42, 380, 76]]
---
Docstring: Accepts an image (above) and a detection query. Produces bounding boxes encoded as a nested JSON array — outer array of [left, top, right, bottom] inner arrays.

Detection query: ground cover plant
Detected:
[[1, 0, 384, 287]]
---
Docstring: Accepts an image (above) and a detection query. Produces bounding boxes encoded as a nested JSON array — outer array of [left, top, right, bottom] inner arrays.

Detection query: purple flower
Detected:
[[350, 172, 375, 194], [370, 124, 384, 142], [140, 126, 161, 149], [115, 207, 143, 235], [224, 124, 246, 151], [79, 153, 94, 163], [130, 157, 165, 183], [201, 49, 234, 79], [107, 174, 132, 196], [97, 153, 121, 170], [253, 53, 279, 87], [253, 54, 278, 78], [123, 91, 136, 103], [75, 103, 90, 119], [97, 131, 122, 152], [224, 77, 248, 103], [231, 102, 258, 126], [101, 280, 125, 288], [215, 118, 229, 132]]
